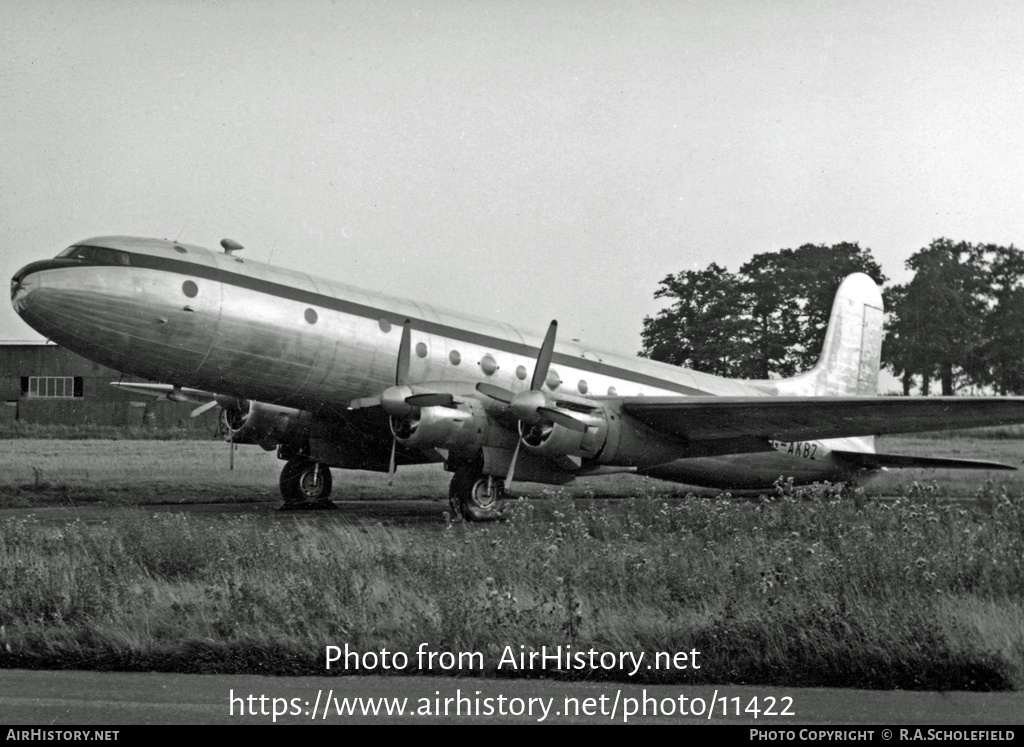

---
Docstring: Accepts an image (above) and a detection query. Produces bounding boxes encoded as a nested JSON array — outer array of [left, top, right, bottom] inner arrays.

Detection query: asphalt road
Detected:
[[2, 669, 1022, 725]]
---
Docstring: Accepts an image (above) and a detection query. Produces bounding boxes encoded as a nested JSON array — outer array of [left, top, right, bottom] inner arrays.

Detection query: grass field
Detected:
[[1, 436, 1022, 691], [2, 435, 1024, 503]]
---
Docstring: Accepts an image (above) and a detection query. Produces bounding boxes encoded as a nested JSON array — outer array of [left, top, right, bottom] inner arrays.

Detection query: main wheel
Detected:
[[448, 471, 501, 521], [280, 458, 333, 504]]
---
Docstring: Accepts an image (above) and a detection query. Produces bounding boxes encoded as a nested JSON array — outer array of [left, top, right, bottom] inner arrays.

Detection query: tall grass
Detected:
[[1, 480, 1021, 690]]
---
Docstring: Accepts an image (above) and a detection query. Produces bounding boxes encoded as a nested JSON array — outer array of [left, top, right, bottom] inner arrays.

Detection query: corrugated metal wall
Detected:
[[1, 343, 220, 429]]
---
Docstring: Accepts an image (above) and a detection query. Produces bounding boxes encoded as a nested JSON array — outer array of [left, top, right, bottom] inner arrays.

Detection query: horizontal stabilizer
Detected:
[[831, 449, 1017, 471]]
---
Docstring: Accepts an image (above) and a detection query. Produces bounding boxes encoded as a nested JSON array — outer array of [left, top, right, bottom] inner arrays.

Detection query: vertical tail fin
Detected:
[[769, 273, 884, 396]]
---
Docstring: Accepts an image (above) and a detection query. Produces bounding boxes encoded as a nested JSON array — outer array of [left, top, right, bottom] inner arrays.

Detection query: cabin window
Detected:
[[577, 380, 588, 394], [378, 319, 392, 333], [480, 354, 498, 375], [449, 350, 461, 365], [182, 280, 198, 298], [546, 370, 561, 390], [516, 365, 528, 380], [25, 376, 83, 398], [607, 386, 618, 396], [304, 308, 318, 324], [415, 342, 428, 358]]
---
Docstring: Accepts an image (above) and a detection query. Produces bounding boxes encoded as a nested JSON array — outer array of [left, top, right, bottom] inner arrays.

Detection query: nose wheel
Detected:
[[448, 471, 502, 521], [279, 458, 334, 508]]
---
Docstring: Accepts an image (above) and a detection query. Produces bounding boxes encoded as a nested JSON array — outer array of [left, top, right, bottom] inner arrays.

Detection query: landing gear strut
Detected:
[[279, 457, 334, 508], [448, 471, 502, 521]]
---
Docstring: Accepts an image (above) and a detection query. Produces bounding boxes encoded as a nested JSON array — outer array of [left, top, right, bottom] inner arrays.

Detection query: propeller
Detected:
[[387, 320, 413, 484], [481, 321, 587, 488], [378, 319, 463, 483], [190, 399, 220, 418]]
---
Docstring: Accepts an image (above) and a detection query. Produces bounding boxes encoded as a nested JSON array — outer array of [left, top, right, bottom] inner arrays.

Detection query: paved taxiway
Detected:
[[3, 669, 1022, 725]]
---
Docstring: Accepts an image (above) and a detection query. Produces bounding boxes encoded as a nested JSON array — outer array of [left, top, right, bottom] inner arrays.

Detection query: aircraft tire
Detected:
[[280, 458, 333, 504], [448, 471, 501, 522]]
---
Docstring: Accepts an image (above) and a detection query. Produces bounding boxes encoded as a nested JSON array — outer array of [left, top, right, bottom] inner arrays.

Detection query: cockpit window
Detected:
[[56, 245, 132, 266]]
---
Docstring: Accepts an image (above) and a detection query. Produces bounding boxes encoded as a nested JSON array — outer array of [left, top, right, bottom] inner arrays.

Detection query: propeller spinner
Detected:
[[476, 320, 587, 487]]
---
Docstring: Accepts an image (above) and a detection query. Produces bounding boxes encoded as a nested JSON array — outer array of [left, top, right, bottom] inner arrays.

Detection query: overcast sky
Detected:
[[3, 0, 1023, 363]]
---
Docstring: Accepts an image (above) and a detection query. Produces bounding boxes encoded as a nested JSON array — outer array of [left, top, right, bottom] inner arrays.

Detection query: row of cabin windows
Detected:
[[20, 377, 84, 398], [374, 318, 619, 395], [175, 283, 622, 396]]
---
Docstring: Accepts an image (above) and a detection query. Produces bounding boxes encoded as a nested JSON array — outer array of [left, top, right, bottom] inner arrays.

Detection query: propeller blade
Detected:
[[530, 320, 558, 391], [405, 392, 456, 408], [388, 436, 397, 486], [475, 382, 515, 403], [396, 319, 412, 386], [505, 439, 521, 488], [190, 399, 220, 418], [229, 431, 235, 471], [537, 407, 588, 433]]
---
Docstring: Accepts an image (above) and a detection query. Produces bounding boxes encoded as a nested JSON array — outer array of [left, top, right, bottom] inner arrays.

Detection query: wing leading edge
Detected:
[[617, 395, 1024, 443]]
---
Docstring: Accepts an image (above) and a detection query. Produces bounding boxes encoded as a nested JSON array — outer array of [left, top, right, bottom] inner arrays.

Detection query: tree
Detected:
[[883, 239, 988, 395], [639, 263, 758, 377], [881, 284, 922, 395], [740, 243, 886, 375], [641, 243, 886, 379], [978, 243, 1024, 394]]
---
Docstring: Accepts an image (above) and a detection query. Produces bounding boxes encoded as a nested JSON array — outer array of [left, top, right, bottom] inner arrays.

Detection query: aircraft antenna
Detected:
[[220, 238, 244, 255]]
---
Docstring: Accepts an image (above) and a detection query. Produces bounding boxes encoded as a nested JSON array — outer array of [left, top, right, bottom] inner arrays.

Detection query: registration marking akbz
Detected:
[[769, 440, 824, 460]]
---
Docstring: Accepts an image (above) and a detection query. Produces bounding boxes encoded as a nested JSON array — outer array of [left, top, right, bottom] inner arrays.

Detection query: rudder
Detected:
[[768, 273, 884, 397]]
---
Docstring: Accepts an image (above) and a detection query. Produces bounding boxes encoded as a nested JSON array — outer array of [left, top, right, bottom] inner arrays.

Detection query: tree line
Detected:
[[639, 239, 1024, 395]]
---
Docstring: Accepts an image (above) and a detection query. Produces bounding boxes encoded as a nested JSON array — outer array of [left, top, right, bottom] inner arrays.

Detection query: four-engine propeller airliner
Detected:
[[11, 236, 1024, 519]]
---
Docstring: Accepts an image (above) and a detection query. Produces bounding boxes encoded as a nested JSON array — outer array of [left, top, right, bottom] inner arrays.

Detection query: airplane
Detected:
[[11, 236, 1024, 520]]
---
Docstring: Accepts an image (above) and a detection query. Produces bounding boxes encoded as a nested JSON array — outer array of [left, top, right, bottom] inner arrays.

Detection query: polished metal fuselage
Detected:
[[11, 236, 865, 487]]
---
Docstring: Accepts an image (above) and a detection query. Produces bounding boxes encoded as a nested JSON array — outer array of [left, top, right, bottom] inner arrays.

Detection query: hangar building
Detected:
[[0, 340, 218, 430]]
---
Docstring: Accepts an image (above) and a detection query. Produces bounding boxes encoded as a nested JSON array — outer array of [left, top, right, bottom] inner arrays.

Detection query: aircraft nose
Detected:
[[10, 262, 43, 315]]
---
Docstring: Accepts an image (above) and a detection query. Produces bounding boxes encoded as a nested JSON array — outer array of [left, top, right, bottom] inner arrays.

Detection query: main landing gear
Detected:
[[279, 457, 335, 510], [449, 471, 502, 522]]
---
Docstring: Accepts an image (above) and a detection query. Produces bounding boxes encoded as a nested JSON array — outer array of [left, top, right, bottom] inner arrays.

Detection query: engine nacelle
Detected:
[[221, 400, 311, 447], [521, 412, 609, 459], [394, 405, 471, 445], [392, 398, 518, 451], [590, 406, 688, 468], [520, 401, 687, 469]]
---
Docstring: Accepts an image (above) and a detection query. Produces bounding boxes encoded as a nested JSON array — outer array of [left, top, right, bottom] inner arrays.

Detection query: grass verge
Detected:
[[1, 481, 1021, 690]]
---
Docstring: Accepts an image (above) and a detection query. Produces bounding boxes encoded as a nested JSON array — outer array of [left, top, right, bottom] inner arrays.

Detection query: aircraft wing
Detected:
[[616, 395, 1024, 443], [109, 381, 237, 408]]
